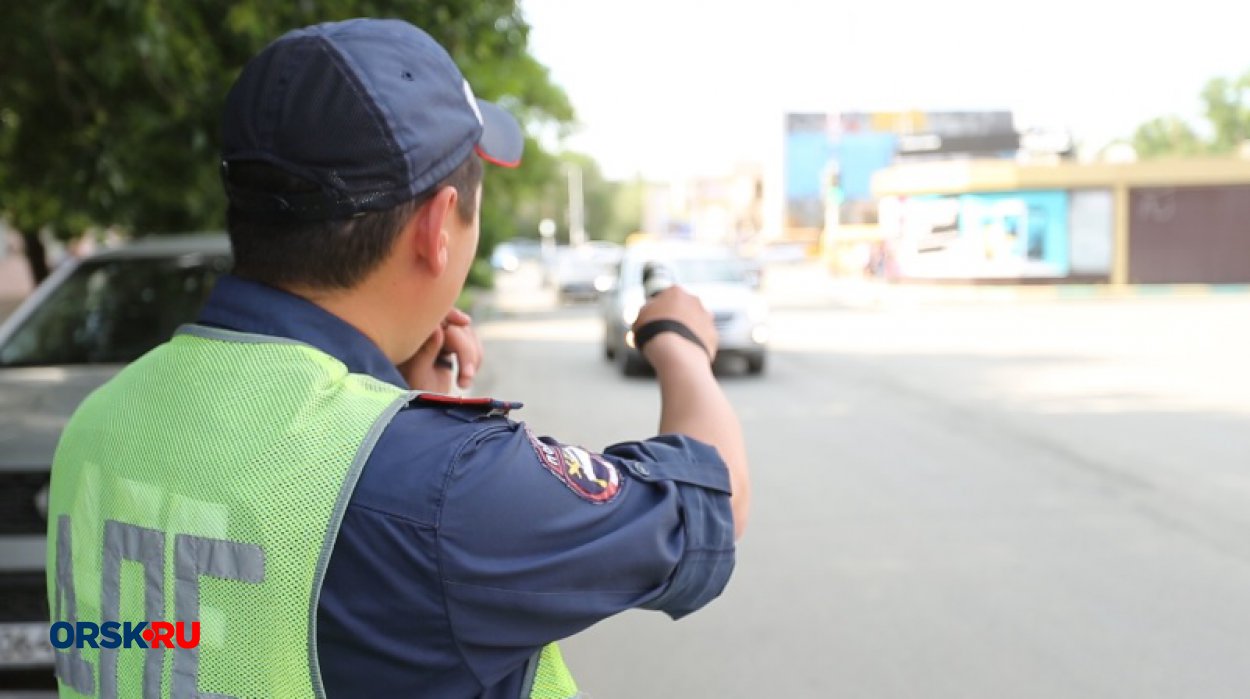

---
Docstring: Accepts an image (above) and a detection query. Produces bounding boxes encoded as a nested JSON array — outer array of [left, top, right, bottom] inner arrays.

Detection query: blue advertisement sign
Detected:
[[896, 190, 1070, 278]]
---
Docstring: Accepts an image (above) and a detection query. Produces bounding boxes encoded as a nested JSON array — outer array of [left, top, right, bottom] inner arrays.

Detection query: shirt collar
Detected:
[[197, 275, 407, 388]]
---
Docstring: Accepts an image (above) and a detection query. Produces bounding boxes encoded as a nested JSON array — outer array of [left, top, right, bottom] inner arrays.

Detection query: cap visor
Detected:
[[475, 99, 524, 168]]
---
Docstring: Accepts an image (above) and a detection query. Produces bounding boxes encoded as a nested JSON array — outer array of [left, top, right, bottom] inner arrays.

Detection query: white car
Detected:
[[601, 242, 768, 375]]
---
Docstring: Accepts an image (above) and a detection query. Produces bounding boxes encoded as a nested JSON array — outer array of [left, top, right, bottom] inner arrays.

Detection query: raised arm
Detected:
[[634, 287, 751, 539]]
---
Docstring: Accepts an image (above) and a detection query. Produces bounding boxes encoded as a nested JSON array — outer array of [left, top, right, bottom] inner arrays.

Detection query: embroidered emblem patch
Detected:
[[526, 428, 623, 504]]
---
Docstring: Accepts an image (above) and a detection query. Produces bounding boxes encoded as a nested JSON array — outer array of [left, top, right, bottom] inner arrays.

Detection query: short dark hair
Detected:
[[226, 154, 483, 289]]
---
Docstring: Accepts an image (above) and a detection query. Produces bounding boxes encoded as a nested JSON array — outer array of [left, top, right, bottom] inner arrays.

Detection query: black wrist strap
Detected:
[[634, 319, 710, 360]]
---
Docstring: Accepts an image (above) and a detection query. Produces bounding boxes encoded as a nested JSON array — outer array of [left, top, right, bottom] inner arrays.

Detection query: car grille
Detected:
[[0, 471, 49, 535], [0, 571, 48, 623]]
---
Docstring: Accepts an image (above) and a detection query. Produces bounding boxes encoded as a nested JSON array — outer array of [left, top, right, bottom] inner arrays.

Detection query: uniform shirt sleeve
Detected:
[[437, 422, 735, 687]]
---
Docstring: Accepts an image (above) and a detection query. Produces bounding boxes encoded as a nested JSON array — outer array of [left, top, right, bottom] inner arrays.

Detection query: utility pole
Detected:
[[567, 163, 586, 247]]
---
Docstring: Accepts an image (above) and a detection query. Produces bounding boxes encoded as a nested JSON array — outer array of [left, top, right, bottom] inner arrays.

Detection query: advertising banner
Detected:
[[895, 191, 1070, 279]]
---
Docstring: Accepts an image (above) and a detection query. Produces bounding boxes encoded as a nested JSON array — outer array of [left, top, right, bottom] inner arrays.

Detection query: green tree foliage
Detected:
[[606, 175, 647, 244], [556, 153, 628, 244], [499, 152, 643, 247], [566, 157, 645, 245], [1132, 68, 1250, 159], [0, 0, 573, 281], [1201, 73, 1250, 154], [1132, 116, 1206, 159]]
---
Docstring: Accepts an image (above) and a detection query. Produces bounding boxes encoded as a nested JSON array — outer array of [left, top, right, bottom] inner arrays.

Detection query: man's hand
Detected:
[[633, 286, 719, 366], [398, 309, 483, 393]]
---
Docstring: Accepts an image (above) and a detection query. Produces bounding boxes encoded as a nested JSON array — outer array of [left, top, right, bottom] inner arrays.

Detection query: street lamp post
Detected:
[[567, 164, 586, 247], [538, 218, 557, 289]]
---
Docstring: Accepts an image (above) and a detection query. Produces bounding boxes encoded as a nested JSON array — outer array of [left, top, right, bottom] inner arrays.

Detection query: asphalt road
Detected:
[[476, 267, 1250, 699]]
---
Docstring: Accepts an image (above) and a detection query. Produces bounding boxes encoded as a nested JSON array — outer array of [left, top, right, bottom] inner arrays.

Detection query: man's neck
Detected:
[[280, 282, 432, 365]]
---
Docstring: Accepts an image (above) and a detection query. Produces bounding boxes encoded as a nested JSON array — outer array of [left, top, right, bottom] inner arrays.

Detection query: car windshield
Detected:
[[0, 254, 230, 367], [670, 257, 748, 285]]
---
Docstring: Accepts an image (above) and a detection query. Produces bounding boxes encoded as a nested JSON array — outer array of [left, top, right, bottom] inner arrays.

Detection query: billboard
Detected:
[[783, 114, 834, 230], [785, 111, 1019, 231], [894, 190, 1070, 279]]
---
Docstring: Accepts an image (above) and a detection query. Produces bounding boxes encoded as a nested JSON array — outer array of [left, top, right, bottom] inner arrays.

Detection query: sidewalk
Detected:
[[761, 261, 1250, 310]]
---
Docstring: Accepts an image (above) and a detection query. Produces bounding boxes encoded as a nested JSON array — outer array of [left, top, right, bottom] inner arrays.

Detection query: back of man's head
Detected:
[[218, 19, 520, 290], [225, 156, 482, 289]]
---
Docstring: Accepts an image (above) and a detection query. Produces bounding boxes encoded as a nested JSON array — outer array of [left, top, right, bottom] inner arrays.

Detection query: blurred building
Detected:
[[782, 111, 1056, 237], [783, 111, 1075, 272], [641, 182, 674, 239], [871, 158, 1250, 284], [640, 165, 765, 248]]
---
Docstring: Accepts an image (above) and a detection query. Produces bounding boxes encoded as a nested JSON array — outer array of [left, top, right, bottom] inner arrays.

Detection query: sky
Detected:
[[523, 0, 1250, 181]]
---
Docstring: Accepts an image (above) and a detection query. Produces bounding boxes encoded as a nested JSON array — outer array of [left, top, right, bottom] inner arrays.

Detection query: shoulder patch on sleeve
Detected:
[[525, 426, 623, 504]]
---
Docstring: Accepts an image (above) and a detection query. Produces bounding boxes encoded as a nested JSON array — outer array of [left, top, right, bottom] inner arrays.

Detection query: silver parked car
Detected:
[[0, 233, 229, 693], [601, 242, 769, 376]]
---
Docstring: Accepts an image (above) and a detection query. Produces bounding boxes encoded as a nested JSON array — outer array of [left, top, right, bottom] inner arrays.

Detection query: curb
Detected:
[[802, 281, 1250, 308], [917, 283, 1250, 302]]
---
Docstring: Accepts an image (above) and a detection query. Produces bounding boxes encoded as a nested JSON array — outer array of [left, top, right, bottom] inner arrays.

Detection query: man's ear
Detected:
[[408, 186, 460, 276]]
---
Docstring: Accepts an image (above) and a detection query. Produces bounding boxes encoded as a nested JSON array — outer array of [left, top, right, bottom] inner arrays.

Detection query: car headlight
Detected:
[[746, 299, 769, 323]]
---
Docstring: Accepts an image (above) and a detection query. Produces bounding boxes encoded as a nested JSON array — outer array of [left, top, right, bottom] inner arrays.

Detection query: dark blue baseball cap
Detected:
[[220, 18, 524, 221]]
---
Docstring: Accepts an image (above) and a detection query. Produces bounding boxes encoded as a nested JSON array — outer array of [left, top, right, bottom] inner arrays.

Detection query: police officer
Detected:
[[46, 18, 749, 698]]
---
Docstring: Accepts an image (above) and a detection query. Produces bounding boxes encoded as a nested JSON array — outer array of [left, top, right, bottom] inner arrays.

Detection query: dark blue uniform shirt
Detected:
[[197, 276, 736, 698]]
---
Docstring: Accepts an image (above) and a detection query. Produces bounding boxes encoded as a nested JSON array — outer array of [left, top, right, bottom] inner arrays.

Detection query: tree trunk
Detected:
[[21, 231, 50, 285]]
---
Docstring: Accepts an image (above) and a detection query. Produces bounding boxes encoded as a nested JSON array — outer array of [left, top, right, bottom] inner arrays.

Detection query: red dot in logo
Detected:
[[142, 628, 155, 643]]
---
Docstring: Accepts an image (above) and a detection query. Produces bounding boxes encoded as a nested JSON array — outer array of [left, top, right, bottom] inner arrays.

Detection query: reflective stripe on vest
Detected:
[[46, 325, 409, 698]]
